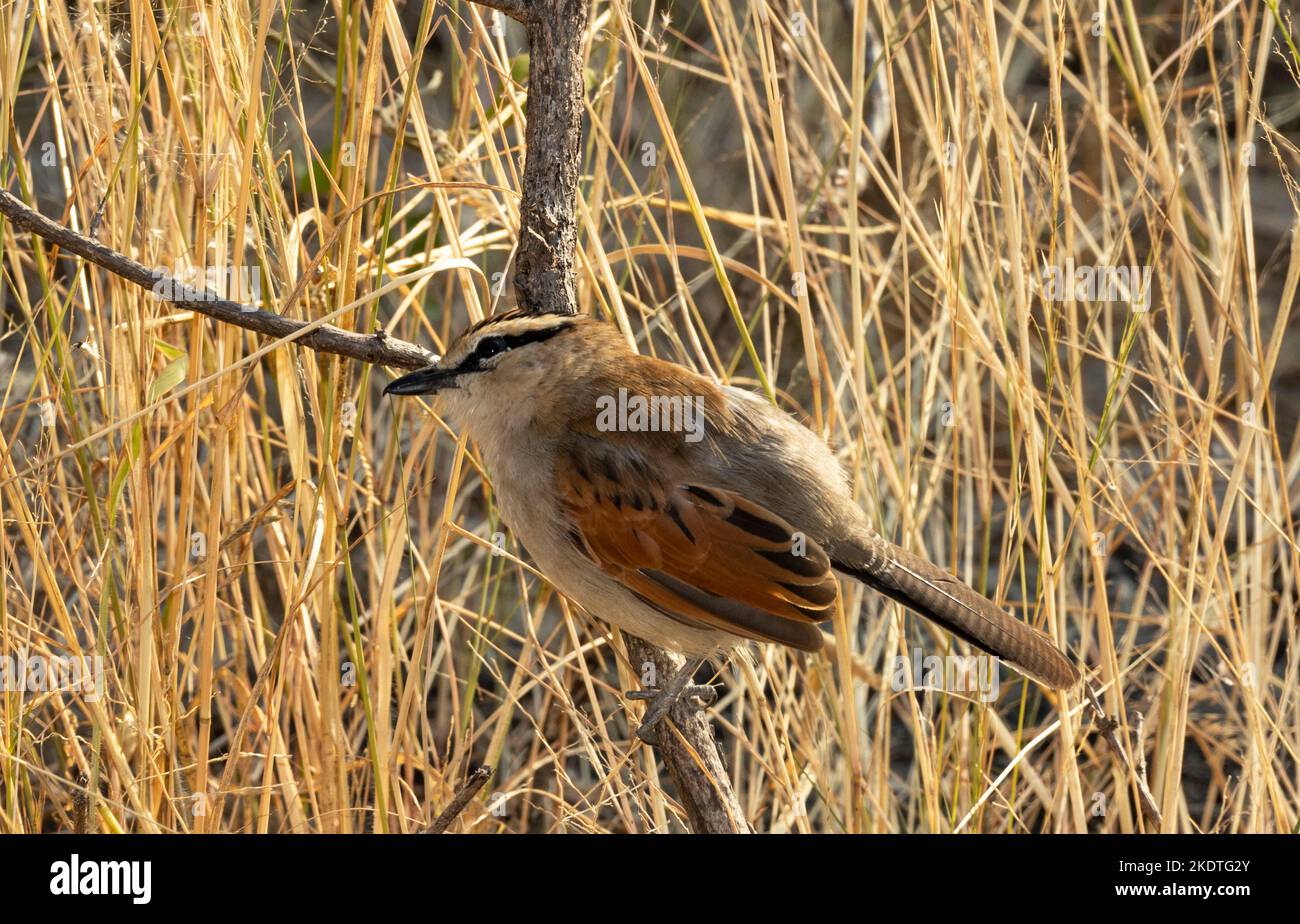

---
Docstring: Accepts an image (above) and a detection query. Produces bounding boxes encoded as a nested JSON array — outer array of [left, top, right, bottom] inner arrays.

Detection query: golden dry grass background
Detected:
[[1, 0, 1298, 832]]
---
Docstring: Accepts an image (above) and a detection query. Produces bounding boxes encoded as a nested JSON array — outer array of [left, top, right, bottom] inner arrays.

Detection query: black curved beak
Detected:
[[384, 365, 459, 396]]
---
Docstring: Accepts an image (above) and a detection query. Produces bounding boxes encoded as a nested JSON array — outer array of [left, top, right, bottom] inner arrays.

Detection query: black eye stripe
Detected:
[[460, 321, 575, 370]]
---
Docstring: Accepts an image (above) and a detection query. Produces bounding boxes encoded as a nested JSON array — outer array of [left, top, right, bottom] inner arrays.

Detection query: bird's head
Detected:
[[384, 308, 608, 426]]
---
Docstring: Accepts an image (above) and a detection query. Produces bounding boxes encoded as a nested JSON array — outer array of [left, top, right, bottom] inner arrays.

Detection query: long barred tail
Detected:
[[836, 537, 1079, 689]]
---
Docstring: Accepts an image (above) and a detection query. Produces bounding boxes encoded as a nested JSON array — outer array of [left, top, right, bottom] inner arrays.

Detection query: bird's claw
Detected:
[[626, 658, 716, 742]]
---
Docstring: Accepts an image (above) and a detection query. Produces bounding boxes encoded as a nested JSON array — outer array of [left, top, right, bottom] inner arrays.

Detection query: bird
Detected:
[[385, 308, 1079, 737]]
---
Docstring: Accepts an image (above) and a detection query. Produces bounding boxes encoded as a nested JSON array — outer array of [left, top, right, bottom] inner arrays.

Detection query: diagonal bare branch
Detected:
[[0, 188, 438, 371]]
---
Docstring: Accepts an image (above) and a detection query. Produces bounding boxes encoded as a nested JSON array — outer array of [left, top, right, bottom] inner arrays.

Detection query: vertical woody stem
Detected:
[[513, 0, 586, 316], [482, 0, 749, 831]]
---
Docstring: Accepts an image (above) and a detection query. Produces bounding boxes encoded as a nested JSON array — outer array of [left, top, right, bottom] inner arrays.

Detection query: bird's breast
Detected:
[[471, 424, 566, 556]]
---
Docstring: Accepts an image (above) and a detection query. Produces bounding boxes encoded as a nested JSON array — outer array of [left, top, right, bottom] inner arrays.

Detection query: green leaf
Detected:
[[153, 338, 186, 361], [148, 356, 188, 403], [108, 455, 132, 524]]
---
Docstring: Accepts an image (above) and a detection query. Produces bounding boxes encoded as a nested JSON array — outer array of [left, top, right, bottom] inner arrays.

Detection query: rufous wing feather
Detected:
[[557, 449, 835, 651]]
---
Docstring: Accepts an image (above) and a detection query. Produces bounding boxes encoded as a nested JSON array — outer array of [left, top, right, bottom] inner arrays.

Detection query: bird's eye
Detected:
[[476, 337, 507, 360]]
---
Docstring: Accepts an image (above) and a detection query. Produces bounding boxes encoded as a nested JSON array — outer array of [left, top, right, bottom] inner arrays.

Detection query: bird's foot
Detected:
[[626, 658, 716, 742]]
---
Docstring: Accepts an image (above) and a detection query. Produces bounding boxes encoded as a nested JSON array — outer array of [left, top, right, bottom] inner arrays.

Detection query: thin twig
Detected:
[[425, 765, 493, 833], [1084, 681, 1162, 828], [71, 773, 90, 835]]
